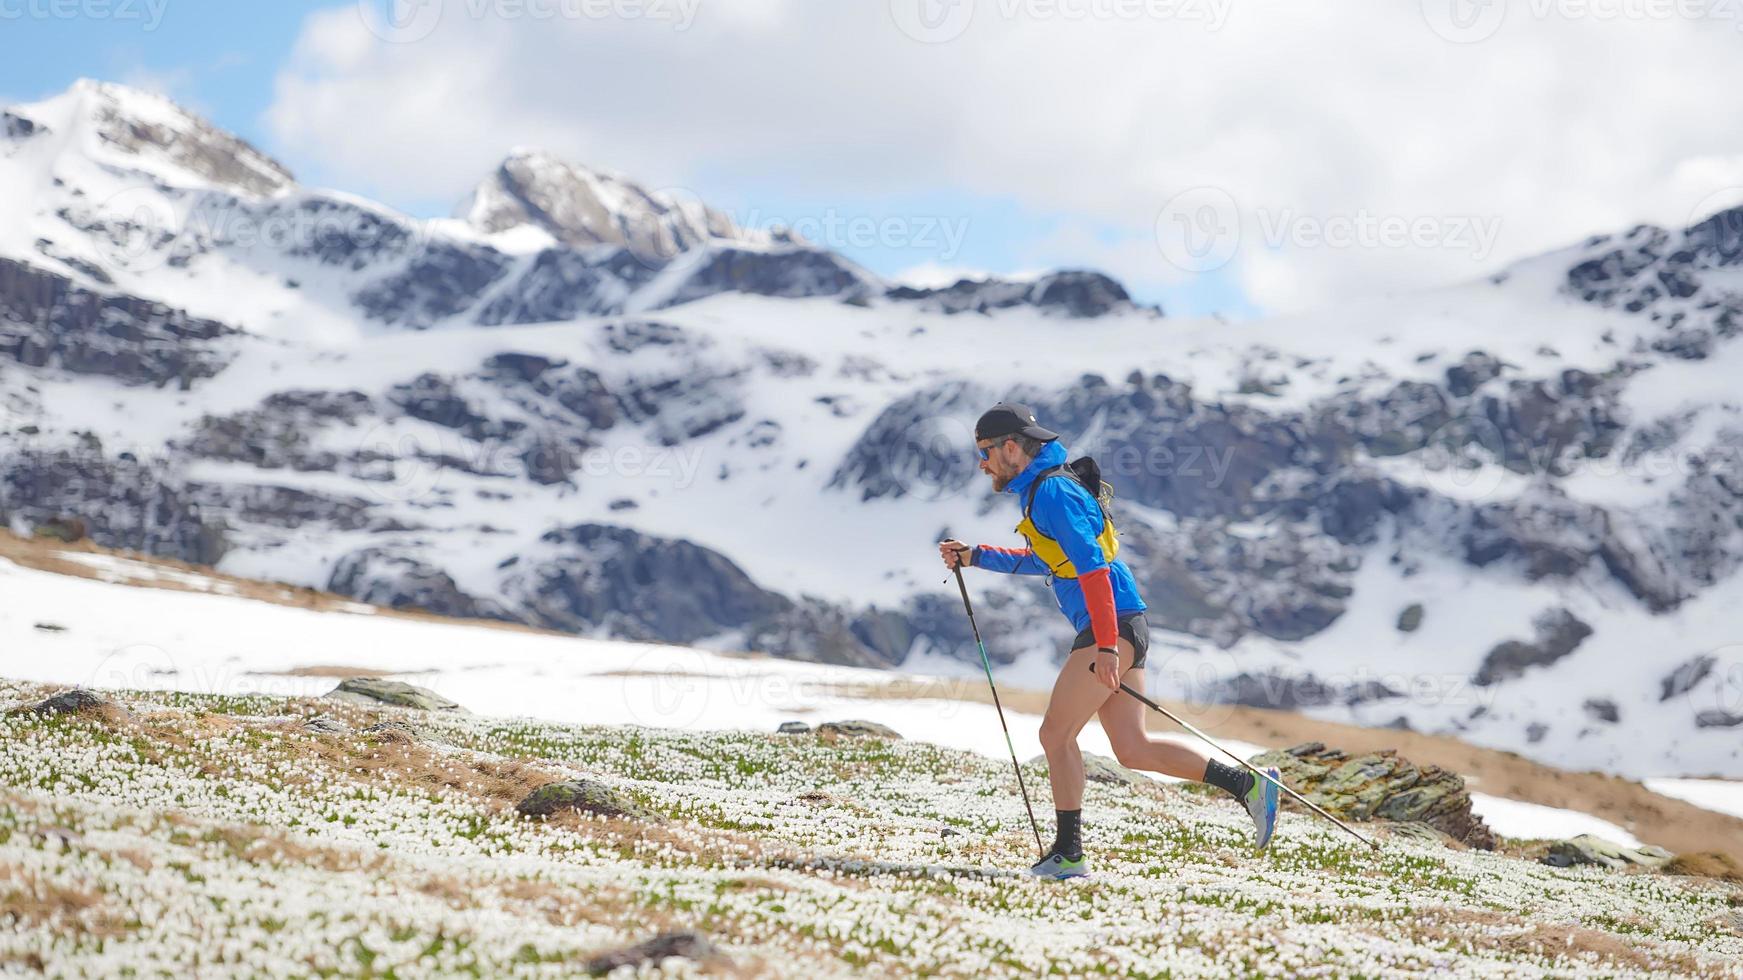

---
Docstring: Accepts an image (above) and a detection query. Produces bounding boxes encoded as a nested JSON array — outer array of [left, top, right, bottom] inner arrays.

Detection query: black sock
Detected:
[[1052, 809, 1082, 860], [1203, 759, 1255, 802]]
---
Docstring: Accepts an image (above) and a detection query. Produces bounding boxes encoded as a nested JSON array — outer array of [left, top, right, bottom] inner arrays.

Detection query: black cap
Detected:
[[975, 402, 1058, 443]]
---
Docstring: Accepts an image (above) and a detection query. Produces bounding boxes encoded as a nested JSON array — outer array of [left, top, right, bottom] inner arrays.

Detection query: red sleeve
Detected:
[[1078, 567, 1119, 649]]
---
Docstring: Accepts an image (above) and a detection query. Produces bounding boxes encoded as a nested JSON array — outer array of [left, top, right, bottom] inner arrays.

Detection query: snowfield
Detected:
[[2, 681, 1741, 977]]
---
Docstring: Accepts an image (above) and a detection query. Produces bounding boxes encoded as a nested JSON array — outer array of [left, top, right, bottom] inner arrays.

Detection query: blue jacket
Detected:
[[972, 440, 1146, 639]]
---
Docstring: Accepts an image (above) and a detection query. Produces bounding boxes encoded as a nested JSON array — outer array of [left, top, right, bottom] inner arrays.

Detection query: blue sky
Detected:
[[5, 3, 1732, 320], [0, 1, 1261, 317]]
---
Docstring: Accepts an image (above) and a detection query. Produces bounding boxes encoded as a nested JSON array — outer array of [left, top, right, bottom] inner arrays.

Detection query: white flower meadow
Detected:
[[0, 680, 1739, 977]]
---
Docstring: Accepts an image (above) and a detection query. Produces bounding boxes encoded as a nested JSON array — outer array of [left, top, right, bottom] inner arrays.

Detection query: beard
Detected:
[[991, 472, 1011, 493]]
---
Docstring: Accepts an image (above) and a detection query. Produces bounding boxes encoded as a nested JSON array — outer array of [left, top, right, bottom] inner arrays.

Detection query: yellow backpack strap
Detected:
[[1021, 466, 1072, 534]]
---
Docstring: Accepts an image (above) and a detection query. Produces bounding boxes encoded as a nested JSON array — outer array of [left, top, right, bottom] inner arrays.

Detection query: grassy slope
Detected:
[[2, 681, 1739, 978]]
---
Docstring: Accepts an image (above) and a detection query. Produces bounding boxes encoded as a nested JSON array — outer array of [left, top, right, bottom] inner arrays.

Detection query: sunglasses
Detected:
[[975, 436, 1014, 460]]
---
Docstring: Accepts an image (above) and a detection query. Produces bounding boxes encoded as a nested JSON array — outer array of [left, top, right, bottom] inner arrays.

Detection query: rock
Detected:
[[359, 721, 428, 744], [776, 721, 811, 735], [1583, 698, 1621, 724], [940, 827, 963, 839], [1661, 655, 1717, 702], [1542, 834, 1673, 871], [301, 716, 351, 735], [498, 523, 792, 647], [323, 678, 467, 713], [815, 720, 902, 740], [516, 780, 659, 821], [1026, 752, 1146, 786], [885, 269, 1147, 319], [22, 689, 123, 719], [653, 245, 876, 309], [1396, 603, 1424, 633], [32, 623, 66, 633], [32, 516, 88, 543], [581, 930, 724, 976], [1695, 710, 1743, 729], [1474, 608, 1593, 686], [327, 547, 517, 623], [0, 257, 238, 387], [1445, 351, 1505, 396], [1250, 742, 1495, 850]]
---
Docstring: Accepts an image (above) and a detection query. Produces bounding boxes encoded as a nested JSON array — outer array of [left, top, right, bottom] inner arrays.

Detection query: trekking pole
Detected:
[[953, 565, 1046, 856], [1098, 667, 1380, 850]]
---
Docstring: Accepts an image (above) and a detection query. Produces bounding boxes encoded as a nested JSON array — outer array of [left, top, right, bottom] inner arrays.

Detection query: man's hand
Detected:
[[938, 539, 974, 570], [1091, 648, 1121, 690]]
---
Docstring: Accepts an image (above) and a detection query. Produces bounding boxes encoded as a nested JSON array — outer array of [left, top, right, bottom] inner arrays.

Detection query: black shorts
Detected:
[[1073, 612, 1150, 670]]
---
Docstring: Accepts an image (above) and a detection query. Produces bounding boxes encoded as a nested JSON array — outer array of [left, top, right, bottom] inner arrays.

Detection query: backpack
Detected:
[[1023, 456, 1116, 526]]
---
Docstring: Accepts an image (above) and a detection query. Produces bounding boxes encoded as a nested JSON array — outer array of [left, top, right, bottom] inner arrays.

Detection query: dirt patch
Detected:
[[0, 529, 561, 636], [1667, 851, 1743, 884], [1407, 907, 1722, 977], [0, 866, 125, 939], [259, 666, 396, 679], [278, 721, 567, 812]]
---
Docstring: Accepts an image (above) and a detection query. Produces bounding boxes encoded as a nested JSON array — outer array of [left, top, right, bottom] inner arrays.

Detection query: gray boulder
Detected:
[[516, 780, 659, 821], [300, 716, 351, 735], [776, 721, 811, 735], [1026, 752, 1146, 786], [581, 930, 724, 976], [323, 678, 467, 713], [498, 523, 791, 646], [22, 689, 124, 719], [1474, 608, 1593, 686], [1250, 742, 1495, 850], [1542, 834, 1673, 871], [816, 720, 902, 740]]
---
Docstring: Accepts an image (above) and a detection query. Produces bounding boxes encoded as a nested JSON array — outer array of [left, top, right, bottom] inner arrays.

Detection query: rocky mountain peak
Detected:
[[25, 79, 296, 197], [459, 147, 779, 264]]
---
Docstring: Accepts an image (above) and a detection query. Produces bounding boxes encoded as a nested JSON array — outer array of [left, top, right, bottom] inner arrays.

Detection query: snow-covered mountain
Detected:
[[2, 79, 1741, 778]]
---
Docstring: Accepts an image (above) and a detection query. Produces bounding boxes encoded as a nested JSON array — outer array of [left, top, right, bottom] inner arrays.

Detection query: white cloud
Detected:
[[267, 2, 1743, 314]]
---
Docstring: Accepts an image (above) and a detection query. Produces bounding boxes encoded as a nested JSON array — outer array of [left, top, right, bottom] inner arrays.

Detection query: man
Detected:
[[939, 402, 1281, 879]]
